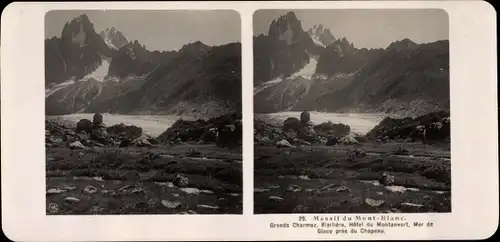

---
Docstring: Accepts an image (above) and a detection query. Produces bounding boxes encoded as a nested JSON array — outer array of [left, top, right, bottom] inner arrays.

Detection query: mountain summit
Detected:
[[307, 24, 336, 47], [100, 27, 128, 49], [268, 11, 305, 45]]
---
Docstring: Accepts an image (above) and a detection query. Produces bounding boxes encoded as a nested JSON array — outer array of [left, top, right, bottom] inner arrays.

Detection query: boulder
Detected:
[[76, 119, 93, 133], [300, 111, 311, 123], [46, 137, 64, 147], [286, 184, 303, 192], [254, 119, 287, 143], [296, 126, 319, 143], [313, 121, 350, 138], [326, 137, 339, 146], [365, 110, 450, 142], [340, 134, 360, 145], [131, 135, 153, 147], [161, 200, 182, 209], [65, 197, 81, 204], [365, 198, 385, 207], [106, 123, 143, 141], [276, 139, 295, 148], [283, 117, 301, 131], [92, 113, 104, 127], [68, 141, 86, 149], [157, 113, 242, 145], [76, 133, 89, 142], [379, 172, 395, 186], [90, 127, 113, 145], [172, 174, 189, 188]]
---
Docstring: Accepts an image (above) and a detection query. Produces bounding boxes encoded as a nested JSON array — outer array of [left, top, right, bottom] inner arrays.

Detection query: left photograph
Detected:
[[44, 10, 242, 215]]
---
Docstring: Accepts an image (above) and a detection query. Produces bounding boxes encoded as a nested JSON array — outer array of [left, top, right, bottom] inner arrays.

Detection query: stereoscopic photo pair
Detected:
[[44, 9, 450, 215]]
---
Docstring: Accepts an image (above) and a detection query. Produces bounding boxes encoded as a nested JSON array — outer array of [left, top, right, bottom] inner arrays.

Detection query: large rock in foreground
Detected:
[[365, 110, 450, 142], [254, 119, 288, 145], [313, 121, 350, 138], [157, 112, 242, 147], [106, 123, 143, 142], [76, 119, 93, 133], [283, 117, 301, 131]]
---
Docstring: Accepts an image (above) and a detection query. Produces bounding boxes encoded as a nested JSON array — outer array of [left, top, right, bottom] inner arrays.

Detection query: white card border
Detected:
[[1, 1, 498, 241]]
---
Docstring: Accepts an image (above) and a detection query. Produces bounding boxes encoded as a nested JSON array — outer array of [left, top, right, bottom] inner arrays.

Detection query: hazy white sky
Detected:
[[45, 10, 241, 51], [254, 9, 449, 49]]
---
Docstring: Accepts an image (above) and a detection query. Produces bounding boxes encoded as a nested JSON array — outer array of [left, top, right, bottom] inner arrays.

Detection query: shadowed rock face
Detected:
[[45, 14, 113, 85], [254, 12, 322, 86]]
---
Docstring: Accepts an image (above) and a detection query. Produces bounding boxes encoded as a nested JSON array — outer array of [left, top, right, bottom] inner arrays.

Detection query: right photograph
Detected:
[[253, 9, 450, 214]]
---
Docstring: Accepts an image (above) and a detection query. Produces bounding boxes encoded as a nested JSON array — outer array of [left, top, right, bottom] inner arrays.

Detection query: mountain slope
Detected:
[[86, 42, 241, 117], [253, 12, 449, 117], [45, 14, 241, 117]]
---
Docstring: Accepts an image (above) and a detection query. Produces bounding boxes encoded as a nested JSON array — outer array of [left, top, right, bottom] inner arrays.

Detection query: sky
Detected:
[[45, 10, 241, 51], [253, 9, 449, 49]]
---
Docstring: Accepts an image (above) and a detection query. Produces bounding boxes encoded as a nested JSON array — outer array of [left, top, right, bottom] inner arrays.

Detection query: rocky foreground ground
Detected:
[[254, 111, 451, 214], [46, 113, 243, 215]]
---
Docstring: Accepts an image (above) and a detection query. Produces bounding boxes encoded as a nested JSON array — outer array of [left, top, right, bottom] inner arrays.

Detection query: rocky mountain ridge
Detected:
[[253, 11, 449, 117], [45, 14, 241, 118]]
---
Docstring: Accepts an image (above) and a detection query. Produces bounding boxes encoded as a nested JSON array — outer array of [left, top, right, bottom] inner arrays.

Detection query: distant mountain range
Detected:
[[45, 14, 241, 117], [253, 11, 449, 117]]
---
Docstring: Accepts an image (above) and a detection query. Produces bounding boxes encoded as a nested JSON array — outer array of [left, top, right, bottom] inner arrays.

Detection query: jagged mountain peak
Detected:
[[387, 38, 418, 51], [284, 11, 298, 20], [327, 37, 354, 51], [60, 13, 99, 48], [100, 27, 128, 49], [179, 41, 209, 53], [75, 13, 91, 23], [64, 13, 93, 32], [308, 24, 336, 47], [268, 11, 304, 45]]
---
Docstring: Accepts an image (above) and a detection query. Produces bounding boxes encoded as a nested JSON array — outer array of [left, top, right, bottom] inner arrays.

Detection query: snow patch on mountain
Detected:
[[311, 37, 325, 47], [254, 77, 284, 95], [290, 56, 317, 79], [46, 58, 113, 98], [307, 24, 335, 47], [45, 79, 76, 98], [104, 39, 118, 49], [80, 59, 110, 82], [100, 27, 128, 50]]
